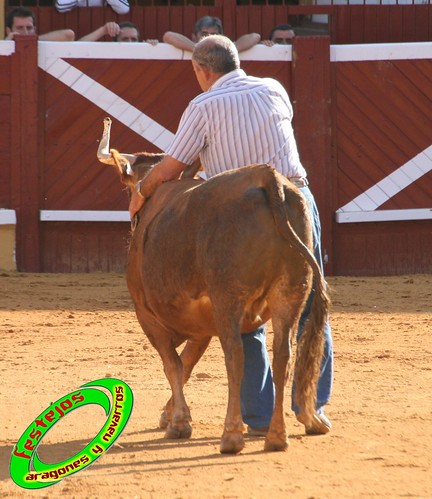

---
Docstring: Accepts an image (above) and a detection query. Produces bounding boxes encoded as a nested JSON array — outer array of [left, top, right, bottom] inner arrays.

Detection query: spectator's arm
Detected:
[[163, 31, 195, 51], [55, 0, 78, 13], [79, 22, 120, 41], [106, 0, 130, 15], [39, 29, 75, 41], [234, 33, 261, 52]]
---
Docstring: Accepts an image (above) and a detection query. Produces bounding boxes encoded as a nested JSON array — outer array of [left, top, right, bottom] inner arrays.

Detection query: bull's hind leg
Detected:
[[159, 337, 211, 430], [264, 290, 306, 452], [263, 315, 292, 451], [214, 313, 245, 454]]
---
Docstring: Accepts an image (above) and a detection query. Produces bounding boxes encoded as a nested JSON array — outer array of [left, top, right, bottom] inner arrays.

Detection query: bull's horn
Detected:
[[97, 117, 137, 169], [97, 117, 115, 165]]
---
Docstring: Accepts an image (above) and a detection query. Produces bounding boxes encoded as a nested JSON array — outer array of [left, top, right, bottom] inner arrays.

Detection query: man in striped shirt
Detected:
[[131, 34, 333, 436]]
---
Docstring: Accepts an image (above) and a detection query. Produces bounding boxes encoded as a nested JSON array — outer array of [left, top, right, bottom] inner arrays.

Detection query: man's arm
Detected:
[[234, 33, 261, 52], [79, 22, 119, 42], [163, 31, 195, 51], [129, 156, 188, 217], [39, 29, 75, 41]]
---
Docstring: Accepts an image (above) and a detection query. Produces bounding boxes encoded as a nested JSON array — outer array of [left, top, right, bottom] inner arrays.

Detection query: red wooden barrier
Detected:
[[7, 4, 432, 44], [292, 36, 333, 273], [0, 50, 12, 207], [10, 36, 40, 272], [2, 36, 431, 275]]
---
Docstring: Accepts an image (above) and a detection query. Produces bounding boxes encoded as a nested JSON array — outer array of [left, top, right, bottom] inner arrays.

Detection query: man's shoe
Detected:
[[246, 425, 269, 437], [296, 412, 332, 435]]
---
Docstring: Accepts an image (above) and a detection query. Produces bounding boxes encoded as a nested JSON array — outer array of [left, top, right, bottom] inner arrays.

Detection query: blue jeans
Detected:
[[240, 185, 333, 428]]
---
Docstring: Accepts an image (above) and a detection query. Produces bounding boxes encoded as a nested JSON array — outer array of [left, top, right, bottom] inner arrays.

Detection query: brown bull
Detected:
[[98, 117, 330, 454]]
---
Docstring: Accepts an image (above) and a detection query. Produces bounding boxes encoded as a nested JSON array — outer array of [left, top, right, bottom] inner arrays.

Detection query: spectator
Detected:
[[79, 21, 157, 44], [262, 24, 296, 46], [5, 7, 75, 41], [163, 15, 260, 53], [55, 0, 129, 16]]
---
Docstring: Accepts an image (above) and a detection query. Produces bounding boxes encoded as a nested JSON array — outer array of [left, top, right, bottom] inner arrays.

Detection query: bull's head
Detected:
[[97, 117, 166, 188], [98, 117, 202, 186]]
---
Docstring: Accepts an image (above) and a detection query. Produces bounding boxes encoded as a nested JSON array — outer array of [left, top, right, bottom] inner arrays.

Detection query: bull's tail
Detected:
[[261, 165, 330, 426], [293, 272, 329, 424]]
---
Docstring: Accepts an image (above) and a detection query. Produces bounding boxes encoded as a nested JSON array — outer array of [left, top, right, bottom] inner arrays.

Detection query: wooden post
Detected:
[[10, 36, 40, 272], [291, 35, 333, 275], [0, 0, 4, 39]]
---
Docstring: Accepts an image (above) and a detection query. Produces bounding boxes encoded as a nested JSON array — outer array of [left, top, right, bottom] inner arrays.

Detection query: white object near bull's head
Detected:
[[97, 117, 202, 184], [97, 117, 137, 176]]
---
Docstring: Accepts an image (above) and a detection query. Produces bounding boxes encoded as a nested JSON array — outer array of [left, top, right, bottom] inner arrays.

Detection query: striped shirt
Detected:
[[166, 69, 307, 179], [55, 0, 130, 15]]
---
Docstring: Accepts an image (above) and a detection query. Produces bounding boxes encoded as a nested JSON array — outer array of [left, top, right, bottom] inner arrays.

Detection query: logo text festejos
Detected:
[[10, 378, 133, 489]]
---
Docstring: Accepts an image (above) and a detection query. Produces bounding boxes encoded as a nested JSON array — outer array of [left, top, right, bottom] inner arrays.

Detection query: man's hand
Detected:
[[104, 22, 121, 38], [128, 156, 188, 218]]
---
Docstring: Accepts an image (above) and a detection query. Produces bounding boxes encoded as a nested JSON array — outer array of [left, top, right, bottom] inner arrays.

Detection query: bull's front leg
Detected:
[[159, 337, 211, 430], [218, 323, 245, 454], [159, 346, 193, 439], [138, 317, 192, 439]]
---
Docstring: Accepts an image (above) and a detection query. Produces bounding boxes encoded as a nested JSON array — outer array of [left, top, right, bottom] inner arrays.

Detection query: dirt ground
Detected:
[[0, 272, 431, 498]]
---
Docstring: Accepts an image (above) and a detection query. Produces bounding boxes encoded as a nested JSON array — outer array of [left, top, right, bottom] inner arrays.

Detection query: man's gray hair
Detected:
[[192, 35, 240, 74], [193, 16, 223, 36]]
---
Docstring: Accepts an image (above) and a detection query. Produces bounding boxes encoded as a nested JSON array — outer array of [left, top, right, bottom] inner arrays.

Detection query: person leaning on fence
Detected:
[[79, 21, 158, 44], [55, 0, 130, 16], [163, 15, 260, 53], [262, 23, 296, 46], [129, 34, 334, 437], [5, 7, 75, 41]]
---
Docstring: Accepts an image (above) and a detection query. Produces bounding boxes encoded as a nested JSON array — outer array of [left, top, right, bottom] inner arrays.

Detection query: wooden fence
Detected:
[[0, 35, 431, 275], [3, 3, 432, 44]]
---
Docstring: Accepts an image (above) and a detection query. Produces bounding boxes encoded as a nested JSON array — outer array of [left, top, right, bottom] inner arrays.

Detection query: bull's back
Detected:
[[128, 165, 311, 338]]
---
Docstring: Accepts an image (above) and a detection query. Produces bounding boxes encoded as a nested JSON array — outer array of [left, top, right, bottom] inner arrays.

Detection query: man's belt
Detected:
[[287, 177, 309, 188]]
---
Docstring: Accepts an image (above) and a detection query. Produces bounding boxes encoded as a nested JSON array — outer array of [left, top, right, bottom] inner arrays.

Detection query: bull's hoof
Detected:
[[159, 410, 169, 429], [165, 422, 192, 439], [264, 436, 289, 452], [220, 432, 245, 454]]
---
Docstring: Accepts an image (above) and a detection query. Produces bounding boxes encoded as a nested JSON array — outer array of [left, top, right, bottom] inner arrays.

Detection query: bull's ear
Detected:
[[111, 149, 131, 176]]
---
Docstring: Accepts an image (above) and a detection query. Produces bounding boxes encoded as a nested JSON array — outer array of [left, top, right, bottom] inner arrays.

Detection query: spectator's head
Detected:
[[113, 22, 140, 42], [6, 7, 37, 37], [192, 16, 223, 42], [269, 24, 295, 44], [192, 35, 239, 90]]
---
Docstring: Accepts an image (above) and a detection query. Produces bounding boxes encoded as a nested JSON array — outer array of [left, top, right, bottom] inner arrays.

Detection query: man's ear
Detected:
[[6, 27, 11, 35], [202, 66, 213, 84]]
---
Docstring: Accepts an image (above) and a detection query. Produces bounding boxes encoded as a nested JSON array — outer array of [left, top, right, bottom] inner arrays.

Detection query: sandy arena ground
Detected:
[[0, 272, 431, 498]]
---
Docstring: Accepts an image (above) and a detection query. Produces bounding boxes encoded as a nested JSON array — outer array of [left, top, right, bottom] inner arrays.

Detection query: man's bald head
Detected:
[[192, 34, 240, 74]]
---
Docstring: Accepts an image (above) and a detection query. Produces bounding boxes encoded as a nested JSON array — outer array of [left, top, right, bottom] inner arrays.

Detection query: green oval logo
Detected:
[[10, 378, 133, 489]]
